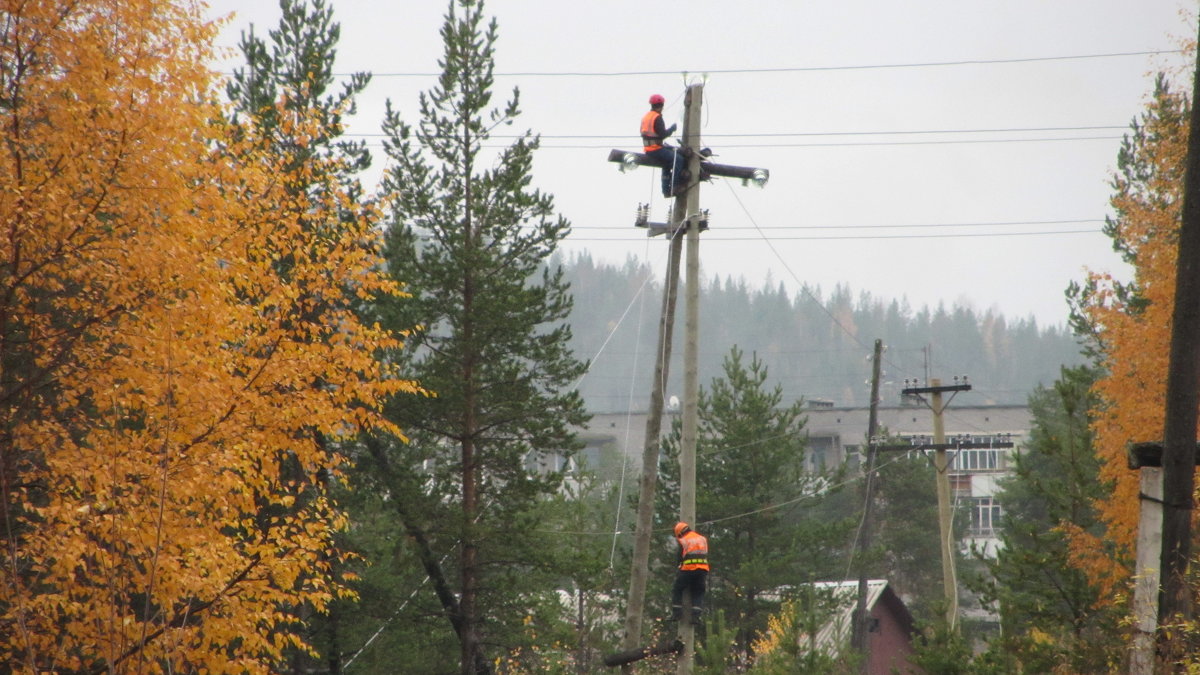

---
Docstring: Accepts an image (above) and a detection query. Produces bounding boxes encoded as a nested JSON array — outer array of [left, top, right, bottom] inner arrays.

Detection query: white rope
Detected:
[[608, 235, 653, 567]]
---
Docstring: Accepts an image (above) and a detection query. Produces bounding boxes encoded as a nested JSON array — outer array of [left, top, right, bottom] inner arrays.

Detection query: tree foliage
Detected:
[[356, 0, 590, 671], [657, 347, 853, 661], [858, 447, 949, 621], [563, 252, 1081, 412], [0, 1, 411, 672], [224, 1, 381, 670], [1066, 74, 1189, 595], [968, 366, 1122, 673]]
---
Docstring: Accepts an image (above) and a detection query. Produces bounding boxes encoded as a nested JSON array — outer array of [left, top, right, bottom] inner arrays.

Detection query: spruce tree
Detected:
[[361, 0, 590, 672]]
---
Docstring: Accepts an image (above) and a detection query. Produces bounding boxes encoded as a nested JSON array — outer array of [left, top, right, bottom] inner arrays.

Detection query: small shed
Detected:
[[797, 580, 918, 675]]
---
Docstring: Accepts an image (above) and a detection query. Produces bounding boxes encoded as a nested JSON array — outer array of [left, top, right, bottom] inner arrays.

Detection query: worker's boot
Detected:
[[670, 605, 683, 622], [689, 606, 703, 626]]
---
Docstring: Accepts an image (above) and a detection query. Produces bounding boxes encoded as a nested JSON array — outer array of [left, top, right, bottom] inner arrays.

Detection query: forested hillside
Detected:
[[564, 252, 1083, 410]]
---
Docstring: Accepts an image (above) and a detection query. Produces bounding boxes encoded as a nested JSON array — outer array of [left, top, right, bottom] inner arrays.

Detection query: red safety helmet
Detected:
[[674, 521, 690, 537], [649, 94, 665, 105]]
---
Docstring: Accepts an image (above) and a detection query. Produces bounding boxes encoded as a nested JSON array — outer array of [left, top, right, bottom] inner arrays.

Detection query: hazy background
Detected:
[[207, 0, 1195, 328]]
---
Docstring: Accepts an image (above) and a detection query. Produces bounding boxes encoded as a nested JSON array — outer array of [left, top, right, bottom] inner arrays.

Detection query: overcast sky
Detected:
[[207, 0, 1195, 328]]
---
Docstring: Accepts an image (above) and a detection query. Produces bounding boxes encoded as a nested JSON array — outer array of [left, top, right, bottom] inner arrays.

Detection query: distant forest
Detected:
[[561, 252, 1084, 411]]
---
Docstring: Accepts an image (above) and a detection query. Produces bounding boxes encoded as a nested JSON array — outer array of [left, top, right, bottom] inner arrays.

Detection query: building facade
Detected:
[[584, 400, 1030, 555]]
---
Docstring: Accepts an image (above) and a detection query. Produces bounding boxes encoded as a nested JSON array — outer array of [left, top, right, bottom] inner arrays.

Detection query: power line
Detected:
[[358, 135, 1123, 150], [719, 179, 878, 360], [344, 125, 1128, 139], [344, 49, 1182, 78], [567, 218, 1103, 231], [565, 228, 1100, 242]]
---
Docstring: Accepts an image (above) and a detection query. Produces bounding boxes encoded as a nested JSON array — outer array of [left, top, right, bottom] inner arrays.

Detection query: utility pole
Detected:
[[851, 339, 884, 669], [1158, 13, 1200, 648], [605, 84, 769, 673], [1128, 443, 1165, 675], [620, 183, 685, 674], [1127, 442, 1200, 673], [677, 82, 704, 675], [900, 377, 973, 631]]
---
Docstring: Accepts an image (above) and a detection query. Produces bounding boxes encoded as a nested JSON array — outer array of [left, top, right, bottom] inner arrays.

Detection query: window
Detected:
[[969, 497, 1002, 536], [809, 445, 827, 471], [953, 448, 1000, 472], [950, 474, 971, 496]]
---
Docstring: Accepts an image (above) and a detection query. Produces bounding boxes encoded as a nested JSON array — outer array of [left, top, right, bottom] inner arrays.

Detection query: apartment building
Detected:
[[584, 400, 1029, 554]]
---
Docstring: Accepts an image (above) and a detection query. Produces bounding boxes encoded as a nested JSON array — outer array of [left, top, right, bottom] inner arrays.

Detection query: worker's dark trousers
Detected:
[[670, 569, 707, 622], [646, 146, 684, 196]]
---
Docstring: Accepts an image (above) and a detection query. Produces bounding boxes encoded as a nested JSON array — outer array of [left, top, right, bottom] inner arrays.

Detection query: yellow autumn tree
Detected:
[[1068, 72, 1190, 598], [0, 1, 414, 673]]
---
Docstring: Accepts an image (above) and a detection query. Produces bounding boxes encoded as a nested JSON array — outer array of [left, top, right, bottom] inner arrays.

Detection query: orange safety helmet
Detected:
[[649, 93, 665, 105], [674, 521, 690, 537]]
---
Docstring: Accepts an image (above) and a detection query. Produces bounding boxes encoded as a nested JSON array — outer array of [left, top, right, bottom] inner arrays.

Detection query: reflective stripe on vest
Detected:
[[641, 110, 662, 152], [678, 531, 710, 571]]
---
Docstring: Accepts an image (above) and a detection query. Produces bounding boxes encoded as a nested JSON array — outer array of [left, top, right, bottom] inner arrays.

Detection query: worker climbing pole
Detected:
[[604, 83, 769, 673]]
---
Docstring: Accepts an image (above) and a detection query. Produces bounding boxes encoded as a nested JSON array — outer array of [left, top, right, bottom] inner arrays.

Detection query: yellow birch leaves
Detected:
[[0, 1, 413, 672], [1073, 75, 1189, 594]]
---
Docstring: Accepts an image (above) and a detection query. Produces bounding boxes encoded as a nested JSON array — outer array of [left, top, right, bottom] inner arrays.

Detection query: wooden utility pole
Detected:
[[849, 338, 888, 662], [1157, 14, 1200, 644], [901, 377, 973, 631], [931, 382, 956, 629], [851, 339, 884, 669], [606, 85, 769, 673], [620, 195, 685, 671], [676, 82, 704, 675]]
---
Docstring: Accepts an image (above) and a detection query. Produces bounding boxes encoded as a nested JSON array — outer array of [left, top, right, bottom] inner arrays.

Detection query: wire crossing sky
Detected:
[[209, 0, 1195, 327]]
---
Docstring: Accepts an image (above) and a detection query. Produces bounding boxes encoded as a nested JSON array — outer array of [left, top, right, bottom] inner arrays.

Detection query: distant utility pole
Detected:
[[851, 339, 884, 671], [899, 377, 977, 631], [874, 428, 1013, 634], [607, 84, 769, 674]]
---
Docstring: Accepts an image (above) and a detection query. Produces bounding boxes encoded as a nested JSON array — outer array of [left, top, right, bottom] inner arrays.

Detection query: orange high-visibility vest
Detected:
[[641, 110, 664, 152], [677, 531, 709, 571]]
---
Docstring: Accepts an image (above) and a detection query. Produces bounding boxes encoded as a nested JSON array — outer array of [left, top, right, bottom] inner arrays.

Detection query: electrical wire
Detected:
[[343, 124, 1128, 140], [345, 49, 1183, 78], [566, 228, 1100, 242], [607, 234, 655, 568], [351, 134, 1124, 151], [721, 177, 927, 390], [567, 218, 1103, 231], [723, 179, 881, 357], [542, 451, 914, 536]]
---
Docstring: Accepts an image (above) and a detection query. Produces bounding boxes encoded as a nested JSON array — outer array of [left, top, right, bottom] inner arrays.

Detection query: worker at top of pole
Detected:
[[671, 521, 709, 625], [640, 94, 686, 198]]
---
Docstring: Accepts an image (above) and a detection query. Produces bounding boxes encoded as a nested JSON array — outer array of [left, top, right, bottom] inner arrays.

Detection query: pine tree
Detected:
[[657, 347, 851, 659], [865, 448, 948, 620], [360, 0, 590, 672], [226, 0, 371, 187], [966, 365, 1122, 673]]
